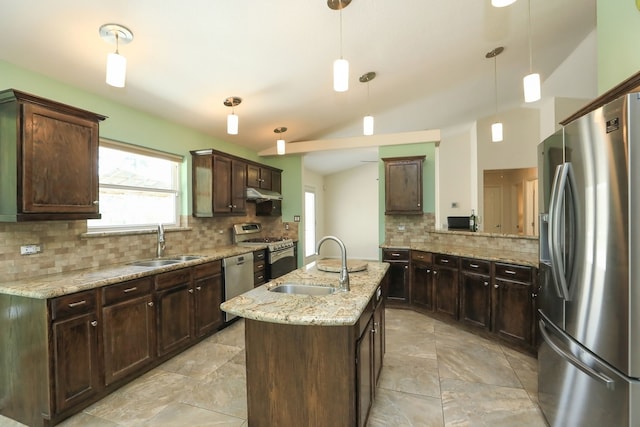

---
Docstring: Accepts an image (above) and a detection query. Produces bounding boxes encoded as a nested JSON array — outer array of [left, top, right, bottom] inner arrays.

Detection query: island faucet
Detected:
[[316, 235, 349, 292], [157, 223, 166, 258]]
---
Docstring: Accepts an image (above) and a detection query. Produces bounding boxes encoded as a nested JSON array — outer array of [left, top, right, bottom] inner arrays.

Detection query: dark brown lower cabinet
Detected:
[[193, 261, 224, 337], [382, 249, 410, 305], [433, 254, 459, 320], [492, 263, 536, 347], [357, 315, 374, 427], [155, 268, 194, 357], [410, 251, 434, 311], [459, 258, 492, 330], [102, 277, 156, 386]]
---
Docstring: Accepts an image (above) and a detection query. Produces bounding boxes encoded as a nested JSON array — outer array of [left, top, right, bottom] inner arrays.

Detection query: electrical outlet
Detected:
[[397, 225, 406, 231], [20, 244, 41, 255]]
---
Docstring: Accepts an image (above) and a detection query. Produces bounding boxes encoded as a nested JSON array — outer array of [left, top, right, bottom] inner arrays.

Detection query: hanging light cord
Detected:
[[494, 55, 498, 117], [114, 31, 120, 54], [527, 0, 533, 73], [339, 9, 344, 59]]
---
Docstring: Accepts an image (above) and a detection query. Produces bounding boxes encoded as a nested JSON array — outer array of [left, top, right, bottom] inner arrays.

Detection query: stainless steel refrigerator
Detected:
[[537, 93, 640, 427]]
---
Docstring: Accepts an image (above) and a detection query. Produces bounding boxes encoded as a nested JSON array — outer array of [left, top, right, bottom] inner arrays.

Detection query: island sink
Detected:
[[269, 283, 336, 296]]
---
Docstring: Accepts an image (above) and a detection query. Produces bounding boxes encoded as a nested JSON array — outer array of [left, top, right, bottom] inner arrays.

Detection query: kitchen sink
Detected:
[[269, 283, 336, 296], [164, 255, 203, 261], [129, 259, 182, 267]]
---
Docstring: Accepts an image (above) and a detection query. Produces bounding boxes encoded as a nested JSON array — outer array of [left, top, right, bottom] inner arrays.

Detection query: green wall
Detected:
[[0, 60, 291, 215], [597, 0, 640, 93]]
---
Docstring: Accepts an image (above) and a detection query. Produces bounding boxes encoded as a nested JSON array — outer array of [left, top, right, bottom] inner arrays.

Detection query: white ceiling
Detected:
[[0, 0, 595, 174]]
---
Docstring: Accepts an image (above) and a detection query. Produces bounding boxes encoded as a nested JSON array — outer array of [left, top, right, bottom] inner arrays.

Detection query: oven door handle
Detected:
[[269, 247, 295, 263]]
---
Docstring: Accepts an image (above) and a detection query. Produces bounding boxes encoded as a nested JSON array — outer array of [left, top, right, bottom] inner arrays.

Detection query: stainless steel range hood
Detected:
[[246, 187, 283, 201]]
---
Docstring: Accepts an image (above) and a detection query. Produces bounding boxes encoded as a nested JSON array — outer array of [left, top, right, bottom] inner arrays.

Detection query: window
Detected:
[[88, 140, 182, 231], [304, 190, 316, 257]]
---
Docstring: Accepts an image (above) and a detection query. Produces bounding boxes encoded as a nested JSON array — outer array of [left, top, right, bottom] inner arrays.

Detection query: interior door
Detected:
[[483, 185, 503, 233]]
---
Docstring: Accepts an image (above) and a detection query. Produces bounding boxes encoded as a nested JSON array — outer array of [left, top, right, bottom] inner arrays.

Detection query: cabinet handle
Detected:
[[228, 204, 233, 208], [90, 320, 98, 327], [426, 269, 431, 273], [93, 200, 99, 205], [196, 286, 202, 291], [148, 301, 154, 307], [233, 205, 237, 208], [123, 287, 137, 293], [484, 281, 489, 286], [257, 275, 264, 280], [404, 265, 408, 270], [504, 270, 517, 275], [441, 259, 449, 263], [68, 300, 86, 308], [188, 288, 194, 293], [494, 284, 499, 288], [433, 271, 437, 275], [391, 253, 401, 257], [470, 263, 479, 268]]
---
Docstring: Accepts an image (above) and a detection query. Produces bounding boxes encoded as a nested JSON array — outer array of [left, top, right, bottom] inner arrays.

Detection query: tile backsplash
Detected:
[[0, 203, 298, 283]]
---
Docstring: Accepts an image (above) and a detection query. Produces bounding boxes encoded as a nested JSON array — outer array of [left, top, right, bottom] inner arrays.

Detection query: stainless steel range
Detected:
[[233, 223, 296, 280]]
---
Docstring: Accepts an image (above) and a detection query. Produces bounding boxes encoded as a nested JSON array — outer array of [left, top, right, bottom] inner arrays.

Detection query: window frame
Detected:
[[87, 138, 183, 232]]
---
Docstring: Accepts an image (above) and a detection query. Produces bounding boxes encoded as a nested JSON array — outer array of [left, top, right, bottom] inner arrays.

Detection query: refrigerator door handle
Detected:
[[549, 163, 571, 300], [539, 319, 615, 390]]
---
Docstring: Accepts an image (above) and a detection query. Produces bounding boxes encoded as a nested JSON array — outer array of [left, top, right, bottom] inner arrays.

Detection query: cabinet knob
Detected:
[[228, 204, 233, 208], [188, 288, 194, 293], [417, 203, 421, 207], [484, 281, 489, 286], [426, 269, 431, 273], [433, 271, 437, 275], [93, 200, 99, 205], [148, 301, 154, 307], [90, 320, 98, 327], [404, 265, 408, 270], [494, 284, 499, 289], [232, 205, 237, 208], [196, 286, 202, 291]]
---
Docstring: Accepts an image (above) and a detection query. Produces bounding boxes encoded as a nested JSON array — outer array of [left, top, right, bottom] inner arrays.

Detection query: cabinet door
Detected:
[[192, 154, 213, 217], [212, 155, 232, 214], [411, 263, 434, 311], [231, 159, 246, 214], [102, 295, 155, 386], [271, 171, 282, 193], [434, 266, 459, 319], [459, 272, 491, 330], [373, 297, 385, 388], [194, 272, 223, 337], [357, 316, 374, 427], [385, 262, 409, 304], [246, 163, 261, 188], [52, 313, 101, 412], [156, 283, 193, 357], [383, 157, 424, 214], [22, 103, 99, 215], [492, 278, 534, 346]]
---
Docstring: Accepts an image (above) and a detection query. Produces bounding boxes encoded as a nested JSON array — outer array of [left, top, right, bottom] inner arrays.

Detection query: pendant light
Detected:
[[523, 0, 541, 103], [274, 127, 287, 155], [359, 71, 376, 136], [224, 97, 242, 135], [99, 24, 134, 88], [486, 47, 504, 143], [328, 0, 352, 92], [491, 0, 517, 7]]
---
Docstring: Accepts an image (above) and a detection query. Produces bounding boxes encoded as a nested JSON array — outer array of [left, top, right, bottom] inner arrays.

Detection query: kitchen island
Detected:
[[221, 260, 389, 427]]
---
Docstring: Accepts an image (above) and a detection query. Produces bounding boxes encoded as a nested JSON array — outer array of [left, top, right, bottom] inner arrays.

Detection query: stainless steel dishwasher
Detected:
[[222, 252, 254, 322]]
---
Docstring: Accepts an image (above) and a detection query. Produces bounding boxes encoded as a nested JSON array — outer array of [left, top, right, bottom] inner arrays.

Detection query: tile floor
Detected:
[[1, 308, 548, 427]]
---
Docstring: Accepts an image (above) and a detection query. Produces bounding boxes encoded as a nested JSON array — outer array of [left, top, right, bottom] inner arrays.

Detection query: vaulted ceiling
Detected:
[[1, 0, 595, 172]]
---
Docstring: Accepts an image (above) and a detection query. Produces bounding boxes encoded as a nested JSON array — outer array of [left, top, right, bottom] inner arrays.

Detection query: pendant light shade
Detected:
[[333, 59, 349, 92], [363, 116, 374, 136], [224, 97, 242, 135], [329, 1, 351, 92], [486, 47, 504, 143], [106, 52, 127, 88], [523, 0, 541, 103], [491, 122, 504, 142], [523, 73, 541, 103], [99, 24, 133, 88], [274, 127, 287, 156], [491, 0, 517, 7]]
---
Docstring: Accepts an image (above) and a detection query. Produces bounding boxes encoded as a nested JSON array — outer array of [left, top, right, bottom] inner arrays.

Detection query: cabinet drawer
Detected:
[[254, 250, 266, 262], [102, 277, 153, 306], [411, 250, 432, 264], [155, 268, 192, 291], [51, 289, 97, 320], [382, 249, 410, 261], [194, 261, 221, 279], [495, 263, 532, 282], [254, 260, 266, 273], [434, 254, 459, 268], [460, 258, 490, 275], [254, 271, 266, 286]]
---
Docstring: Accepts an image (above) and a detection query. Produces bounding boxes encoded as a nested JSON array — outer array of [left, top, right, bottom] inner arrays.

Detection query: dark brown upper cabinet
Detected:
[[383, 156, 425, 215]]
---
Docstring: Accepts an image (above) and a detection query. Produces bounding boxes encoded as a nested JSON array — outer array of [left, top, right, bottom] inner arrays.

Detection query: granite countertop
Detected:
[[0, 245, 266, 299], [380, 243, 538, 267], [221, 260, 389, 327]]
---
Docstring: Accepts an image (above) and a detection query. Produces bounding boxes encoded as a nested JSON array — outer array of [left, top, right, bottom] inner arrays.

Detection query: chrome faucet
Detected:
[[316, 235, 349, 292], [157, 224, 166, 258]]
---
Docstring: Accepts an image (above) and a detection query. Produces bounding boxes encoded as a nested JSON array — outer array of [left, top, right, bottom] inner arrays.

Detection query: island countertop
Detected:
[[220, 260, 389, 327]]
